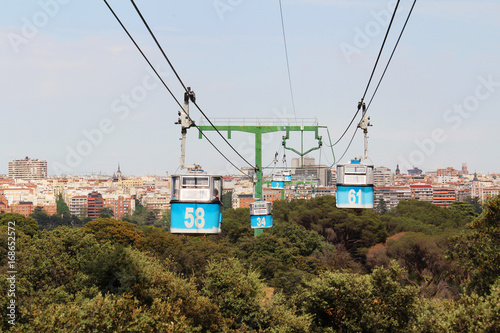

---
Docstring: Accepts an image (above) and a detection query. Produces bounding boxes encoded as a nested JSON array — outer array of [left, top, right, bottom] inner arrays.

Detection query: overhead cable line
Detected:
[[129, 0, 256, 171], [341, 0, 418, 161], [129, 0, 187, 92], [278, 0, 297, 118], [103, 0, 183, 110], [360, 0, 401, 103], [321, 126, 336, 167], [337, 127, 358, 164], [338, 0, 417, 164], [193, 124, 248, 175], [332, 0, 401, 147], [366, 0, 417, 112], [103, 0, 248, 175], [331, 104, 362, 146]]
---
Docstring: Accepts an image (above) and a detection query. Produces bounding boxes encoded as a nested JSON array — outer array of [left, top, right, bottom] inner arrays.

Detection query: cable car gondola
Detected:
[[170, 173, 223, 234], [283, 169, 292, 182], [249, 200, 273, 228], [271, 172, 285, 189], [169, 88, 224, 234], [336, 159, 374, 208]]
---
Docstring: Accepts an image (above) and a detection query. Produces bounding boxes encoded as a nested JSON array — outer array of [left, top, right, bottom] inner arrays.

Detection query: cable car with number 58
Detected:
[[170, 174, 223, 234]]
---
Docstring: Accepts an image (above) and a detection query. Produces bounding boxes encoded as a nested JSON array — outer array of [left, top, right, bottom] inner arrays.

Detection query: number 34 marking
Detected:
[[184, 207, 205, 228], [256, 216, 266, 227]]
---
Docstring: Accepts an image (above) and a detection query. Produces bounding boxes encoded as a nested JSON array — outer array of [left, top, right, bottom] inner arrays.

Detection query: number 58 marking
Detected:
[[184, 207, 205, 228]]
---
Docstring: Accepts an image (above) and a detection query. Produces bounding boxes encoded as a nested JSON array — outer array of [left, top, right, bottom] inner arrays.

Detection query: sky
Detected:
[[1, 0, 499, 177]]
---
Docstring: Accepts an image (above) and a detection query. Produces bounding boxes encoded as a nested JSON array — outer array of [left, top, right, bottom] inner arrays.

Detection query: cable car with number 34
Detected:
[[249, 200, 273, 229], [170, 173, 223, 234]]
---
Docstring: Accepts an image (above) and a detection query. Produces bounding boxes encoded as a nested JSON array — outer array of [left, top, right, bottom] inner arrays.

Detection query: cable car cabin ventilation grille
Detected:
[[344, 175, 367, 185]]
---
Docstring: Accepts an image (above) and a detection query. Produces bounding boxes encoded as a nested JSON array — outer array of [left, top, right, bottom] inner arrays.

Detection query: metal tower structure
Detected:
[[197, 118, 323, 200]]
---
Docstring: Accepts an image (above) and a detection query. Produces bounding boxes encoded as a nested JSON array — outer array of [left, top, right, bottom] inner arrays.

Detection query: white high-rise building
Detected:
[[373, 167, 394, 187], [8, 157, 47, 180], [291, 156, 315, 168]]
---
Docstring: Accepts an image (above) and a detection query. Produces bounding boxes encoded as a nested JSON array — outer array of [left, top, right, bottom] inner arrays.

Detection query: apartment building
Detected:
[[410, 184, 433, 202], [69, 195, 87, 217], [8, 157, 47, 180], [87, 191, 104, 220], [374, 186, 412, 210], [432, 187, 456, 208], [105, 195, 135, 218], [263, 188, 282, 204], [232, 193, 254, 209], [141, 192, 169, 216], [374, 167, 394, 187], [10, 201, 34, 216]]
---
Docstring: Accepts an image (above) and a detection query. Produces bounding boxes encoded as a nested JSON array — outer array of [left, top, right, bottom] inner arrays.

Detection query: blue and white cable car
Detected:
[[283, 169, 292, 182], [271, 172, 285, 189], [336, 159, 374, 209], [249, 200, 273, 228], [170, 174, 223, 234]]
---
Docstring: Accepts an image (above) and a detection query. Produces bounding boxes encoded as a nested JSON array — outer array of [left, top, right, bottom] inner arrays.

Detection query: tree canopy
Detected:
[[1, 195, 498, 331]]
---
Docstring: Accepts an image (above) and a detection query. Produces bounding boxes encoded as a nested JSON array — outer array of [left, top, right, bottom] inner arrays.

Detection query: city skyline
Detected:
[[1, 1, 499, 176], [2, 156, 497, 178]]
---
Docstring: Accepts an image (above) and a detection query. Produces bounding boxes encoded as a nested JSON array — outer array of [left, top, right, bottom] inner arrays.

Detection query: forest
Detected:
[[0, 194, 499, 332]]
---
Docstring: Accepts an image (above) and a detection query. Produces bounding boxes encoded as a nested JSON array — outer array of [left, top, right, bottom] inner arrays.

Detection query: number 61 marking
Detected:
[[184, 207, 205, 228], [348, 189, 362, 204]]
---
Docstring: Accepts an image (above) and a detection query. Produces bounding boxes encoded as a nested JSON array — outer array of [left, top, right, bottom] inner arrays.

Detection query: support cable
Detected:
[[129, 0, 256, 170], [339, 0, 417, 161], [321, 127, 336, 167], [103, 0, 183, 110], [104, 0, 247, 175], [332, 0, 401, 147], [130, 0, 187, 92], [366, 0, 417, 112], [278, 0, 297, 117], [360, 0, 400, 103], [337, 127, 358, 164]]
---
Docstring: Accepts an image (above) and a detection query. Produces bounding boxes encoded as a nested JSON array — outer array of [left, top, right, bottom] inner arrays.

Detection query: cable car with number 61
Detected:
[[170, 174, 223, 234], [336, 159, 374, 209]]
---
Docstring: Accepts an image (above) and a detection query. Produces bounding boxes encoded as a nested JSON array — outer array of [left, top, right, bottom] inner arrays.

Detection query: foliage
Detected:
[[202, 257, 312, 332], [273, 196, 387, 261], [10, 293, 194, 333], [81, 218, 144, 246], [203, 257, 265, 329], [56, 193, 70, 215], [99, 207, 114, 218], [29, 205, 83, 230], [376, 197, 388, 214], [367, 232, 459, 298], [172, 236, 235, 279], [464, 196, 483, 215], [382, 199, 472, 236], [0, 227, 226, 331], [295, 261, 420, 332], [448, 194, 500, 295], [0, 212, 39, 237], [122, 199, 160, 226], [449, 201, 477, 218], [411, 279, 500, 332], [1, 195, 498, 331], [222, 190, 233, 210]]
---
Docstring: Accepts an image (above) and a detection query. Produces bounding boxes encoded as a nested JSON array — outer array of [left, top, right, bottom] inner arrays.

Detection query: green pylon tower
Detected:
[[197, 118, 323, 236]]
